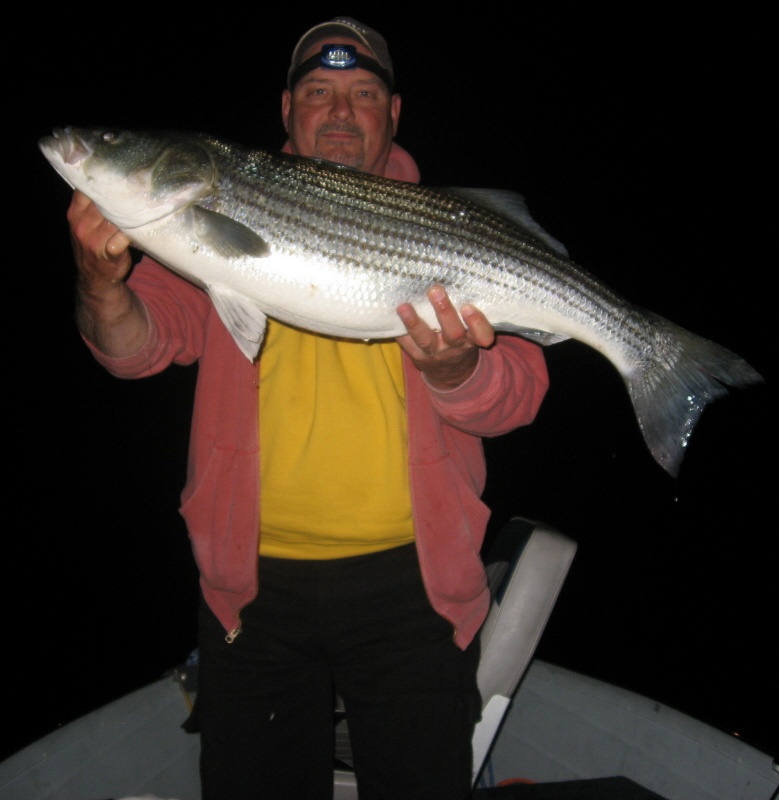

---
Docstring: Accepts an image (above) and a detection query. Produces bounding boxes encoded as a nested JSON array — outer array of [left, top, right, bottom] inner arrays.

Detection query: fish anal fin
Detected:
[[496, 323, 570, 346], [193, 206, 271, 259]]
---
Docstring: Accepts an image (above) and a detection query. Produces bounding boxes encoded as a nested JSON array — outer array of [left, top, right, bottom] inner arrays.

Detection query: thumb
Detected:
[[105, 229, 132, 260]]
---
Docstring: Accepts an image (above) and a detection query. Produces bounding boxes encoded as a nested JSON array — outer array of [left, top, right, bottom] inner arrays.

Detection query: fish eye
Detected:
[[101, 131, 118, 144]]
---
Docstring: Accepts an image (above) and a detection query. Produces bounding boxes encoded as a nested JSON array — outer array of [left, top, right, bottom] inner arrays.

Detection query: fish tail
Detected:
[[626, 314, 764, 477]]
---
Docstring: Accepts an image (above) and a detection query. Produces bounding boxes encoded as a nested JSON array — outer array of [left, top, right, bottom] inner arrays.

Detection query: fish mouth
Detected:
[[40, 126, 93, 166]]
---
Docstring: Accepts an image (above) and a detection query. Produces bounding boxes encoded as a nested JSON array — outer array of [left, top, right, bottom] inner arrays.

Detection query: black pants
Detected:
[[191, 543, 481, 800]]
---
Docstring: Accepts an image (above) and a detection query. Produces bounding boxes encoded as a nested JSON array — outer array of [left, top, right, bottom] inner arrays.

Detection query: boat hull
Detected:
[[0, 659, 776, 800]]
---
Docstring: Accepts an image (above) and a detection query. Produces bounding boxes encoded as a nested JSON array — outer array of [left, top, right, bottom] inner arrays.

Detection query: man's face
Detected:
[[282, 39, 401, 176]]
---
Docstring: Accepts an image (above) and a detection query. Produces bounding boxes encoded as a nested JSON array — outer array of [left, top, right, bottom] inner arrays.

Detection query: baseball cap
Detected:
[[287, 16, 395, 91]]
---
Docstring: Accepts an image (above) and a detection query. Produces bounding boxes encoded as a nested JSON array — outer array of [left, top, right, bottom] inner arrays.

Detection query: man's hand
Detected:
[[68, 191, 148, 357], [68, 190, 133, 290], [396, 285, 495, 389]]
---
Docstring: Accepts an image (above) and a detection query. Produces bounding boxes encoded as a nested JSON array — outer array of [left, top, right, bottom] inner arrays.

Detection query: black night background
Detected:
[[5, 8, 775, 767]]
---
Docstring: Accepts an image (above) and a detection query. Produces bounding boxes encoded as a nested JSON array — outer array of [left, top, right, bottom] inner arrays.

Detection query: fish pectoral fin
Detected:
[[495, 323, 570, 346], [207, 285, 268, 362], [193, 206, 271, 259]]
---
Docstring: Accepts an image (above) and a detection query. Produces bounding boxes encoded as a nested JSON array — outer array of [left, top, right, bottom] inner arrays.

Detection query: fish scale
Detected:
[[39, 126, 763, 477]]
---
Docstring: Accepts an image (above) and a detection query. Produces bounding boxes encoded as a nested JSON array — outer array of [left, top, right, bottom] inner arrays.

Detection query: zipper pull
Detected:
[[225, 624, 242, 643]]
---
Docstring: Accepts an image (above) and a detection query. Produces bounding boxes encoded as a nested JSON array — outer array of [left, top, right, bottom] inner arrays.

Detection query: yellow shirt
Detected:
[[258, 319, 414, 558]]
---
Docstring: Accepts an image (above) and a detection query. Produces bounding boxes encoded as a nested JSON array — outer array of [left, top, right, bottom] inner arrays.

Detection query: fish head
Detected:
[[39, 127, 216, 229]]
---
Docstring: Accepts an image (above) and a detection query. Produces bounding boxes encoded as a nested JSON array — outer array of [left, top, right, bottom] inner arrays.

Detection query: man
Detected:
[[67, 17, 549, 800]]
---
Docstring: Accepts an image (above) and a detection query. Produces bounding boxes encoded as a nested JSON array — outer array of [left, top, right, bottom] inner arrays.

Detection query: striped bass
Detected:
[[39, 126, 763, 477]]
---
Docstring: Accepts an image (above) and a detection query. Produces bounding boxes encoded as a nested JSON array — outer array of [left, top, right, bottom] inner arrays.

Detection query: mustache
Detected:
[[317, 124, 364, 138]]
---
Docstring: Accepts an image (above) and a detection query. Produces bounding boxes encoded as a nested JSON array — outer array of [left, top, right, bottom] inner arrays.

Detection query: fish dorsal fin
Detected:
[[207, 285, 269, 361], [436, 187, 569, 258], [193, 206, 271, 259]]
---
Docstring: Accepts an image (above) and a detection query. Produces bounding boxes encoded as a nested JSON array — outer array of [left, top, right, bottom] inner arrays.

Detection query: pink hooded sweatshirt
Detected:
[[84, 143, 549, 649]]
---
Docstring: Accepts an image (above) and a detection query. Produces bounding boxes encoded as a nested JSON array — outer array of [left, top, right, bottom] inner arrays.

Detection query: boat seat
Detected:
[[333, 516, 577, 797]]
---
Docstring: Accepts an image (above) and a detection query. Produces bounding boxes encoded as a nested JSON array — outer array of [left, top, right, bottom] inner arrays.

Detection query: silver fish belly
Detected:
[[39, 126, 763, 477]]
